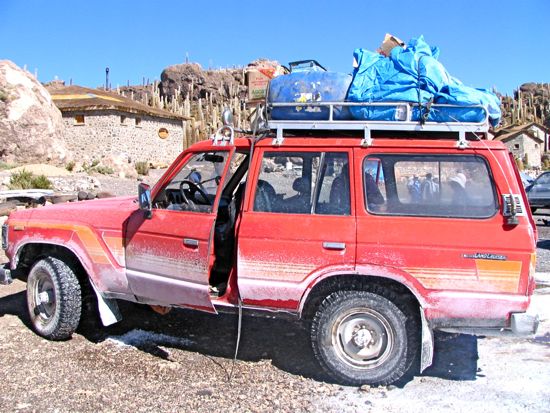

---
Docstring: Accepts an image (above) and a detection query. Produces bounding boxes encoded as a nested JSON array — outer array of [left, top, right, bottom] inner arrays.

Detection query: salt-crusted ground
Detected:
[[0, 279, 548, 413], [0, 172, 549, 412]]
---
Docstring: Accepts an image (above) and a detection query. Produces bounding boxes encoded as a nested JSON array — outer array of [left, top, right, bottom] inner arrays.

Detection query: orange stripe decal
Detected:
[[406, 260, 522, 293], [12, 220, 111, 265]]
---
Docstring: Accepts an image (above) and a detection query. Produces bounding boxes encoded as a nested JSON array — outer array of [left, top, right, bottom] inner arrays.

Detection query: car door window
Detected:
[[154, 151, 229, 213], [254, 151, 350, 215], [315, 153, 351, 215]]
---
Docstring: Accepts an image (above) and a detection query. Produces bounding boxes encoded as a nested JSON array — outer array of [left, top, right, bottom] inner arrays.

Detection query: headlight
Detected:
[[1, 223, 8, 250]]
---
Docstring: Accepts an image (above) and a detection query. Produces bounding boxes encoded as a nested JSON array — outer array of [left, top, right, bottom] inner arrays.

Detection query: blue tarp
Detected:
[[347, 36, 501, 126]]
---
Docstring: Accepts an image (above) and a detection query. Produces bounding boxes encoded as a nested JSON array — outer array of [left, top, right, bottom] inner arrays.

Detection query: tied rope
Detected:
[[416, 55, 433, 125]]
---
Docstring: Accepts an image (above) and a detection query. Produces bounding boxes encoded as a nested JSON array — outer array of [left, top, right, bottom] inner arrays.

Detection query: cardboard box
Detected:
[[247, 69, 271, 101], [246, 66, 285, 101], [377, 33, 405, 57]]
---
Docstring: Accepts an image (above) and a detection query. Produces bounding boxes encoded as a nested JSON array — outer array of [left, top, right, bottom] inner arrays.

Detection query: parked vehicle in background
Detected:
[[520, 172, 535, 188], [526, 171, 550, 212], [0, 104, 539, 386]]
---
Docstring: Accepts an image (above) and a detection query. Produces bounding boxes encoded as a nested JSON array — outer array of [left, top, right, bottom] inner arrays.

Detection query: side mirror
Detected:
[[222, 108, 234, 127], [138, 183, 152, 219]]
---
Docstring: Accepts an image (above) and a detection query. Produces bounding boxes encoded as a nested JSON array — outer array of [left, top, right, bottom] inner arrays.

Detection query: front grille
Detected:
[[1, 224, 8, 250]]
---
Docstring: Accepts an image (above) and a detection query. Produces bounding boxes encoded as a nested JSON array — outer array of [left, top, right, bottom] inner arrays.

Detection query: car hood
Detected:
[[9, 196, 138, 231]]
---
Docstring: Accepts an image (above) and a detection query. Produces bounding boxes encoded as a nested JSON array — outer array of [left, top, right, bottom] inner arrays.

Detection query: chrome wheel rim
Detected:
[[29, 269, 56, 324], [332, 309, 394, 369]]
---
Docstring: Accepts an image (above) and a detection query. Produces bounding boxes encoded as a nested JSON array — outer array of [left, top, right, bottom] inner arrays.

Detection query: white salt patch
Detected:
[[529, 292, 550, 321]]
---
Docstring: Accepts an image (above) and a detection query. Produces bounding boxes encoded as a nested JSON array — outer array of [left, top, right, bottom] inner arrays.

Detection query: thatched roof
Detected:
[[47, 85, 189, 121], [494, 124, 544, 144]]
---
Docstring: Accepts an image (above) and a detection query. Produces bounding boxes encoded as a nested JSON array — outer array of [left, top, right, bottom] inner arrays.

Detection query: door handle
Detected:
[[183, 238, 199, 249], [323, 242, 346, 251]]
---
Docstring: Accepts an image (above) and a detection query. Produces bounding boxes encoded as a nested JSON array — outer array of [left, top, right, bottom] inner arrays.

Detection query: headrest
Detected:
[[292, 177, 310, 193]]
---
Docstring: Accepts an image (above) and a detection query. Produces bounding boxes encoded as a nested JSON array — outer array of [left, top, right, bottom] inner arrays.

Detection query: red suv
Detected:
[[1, 107, 539, 385]]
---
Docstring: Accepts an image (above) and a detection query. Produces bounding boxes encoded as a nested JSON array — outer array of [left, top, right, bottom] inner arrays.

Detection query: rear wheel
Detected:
[[311, 290, 413, 386], [26, 257, 82, 340]]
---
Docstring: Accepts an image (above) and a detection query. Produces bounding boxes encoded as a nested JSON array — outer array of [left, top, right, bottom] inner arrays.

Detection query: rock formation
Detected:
[[0, 60, 70, 164], [500, 83, 550, 128], [158, 63, 247, 104]]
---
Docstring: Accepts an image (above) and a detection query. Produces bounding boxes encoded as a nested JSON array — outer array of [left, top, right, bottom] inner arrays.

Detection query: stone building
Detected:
[[47, 85, 189, 166], [494, 123, 549, 169]]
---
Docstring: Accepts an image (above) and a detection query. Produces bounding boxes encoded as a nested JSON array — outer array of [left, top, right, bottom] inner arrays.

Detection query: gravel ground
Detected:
[[0, 177, 549, 412], [533, 209, 550, 273], [91, 168, 166, 197], [0, 280, 548, 413]]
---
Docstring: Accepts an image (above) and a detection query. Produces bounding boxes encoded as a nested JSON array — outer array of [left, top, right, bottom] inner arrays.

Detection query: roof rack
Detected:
[[266, 101, 489, 149], [210, 124, 235, 146]]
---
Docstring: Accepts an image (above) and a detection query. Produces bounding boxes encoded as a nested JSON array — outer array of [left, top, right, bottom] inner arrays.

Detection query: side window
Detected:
[[315, 153, 351, 215], [364, 154, 497, 218], [254, 151, 350, 215], [222, 152, 249, 192], [254, 152, 320, 213], [364, 158, 386, 211], [153, 151, 229, 213]]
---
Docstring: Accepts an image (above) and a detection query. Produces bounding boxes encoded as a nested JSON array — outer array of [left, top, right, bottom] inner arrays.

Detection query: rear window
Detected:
[[363, 154, 498, 218]]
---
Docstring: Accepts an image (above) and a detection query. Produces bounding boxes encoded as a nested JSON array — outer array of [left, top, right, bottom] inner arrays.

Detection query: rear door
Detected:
[[355, 148, 532, 302], [237, 147, 356, 310], [124, 149, 233, 312]]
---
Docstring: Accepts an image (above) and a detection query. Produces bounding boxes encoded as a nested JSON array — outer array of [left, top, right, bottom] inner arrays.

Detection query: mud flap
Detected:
[[90, 282, 122, 326], [420, 306, 434, 372]]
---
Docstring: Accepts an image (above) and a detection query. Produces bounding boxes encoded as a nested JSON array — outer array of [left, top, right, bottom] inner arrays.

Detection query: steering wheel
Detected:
[[179, 180, 212, 207]]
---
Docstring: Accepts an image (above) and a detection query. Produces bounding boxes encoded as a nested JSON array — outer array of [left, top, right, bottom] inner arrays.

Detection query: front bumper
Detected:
[[0, 264, 13, 285]]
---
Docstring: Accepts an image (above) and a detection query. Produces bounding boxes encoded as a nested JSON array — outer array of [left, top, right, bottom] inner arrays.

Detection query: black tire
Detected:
[[26, 257, 82, 340], [311, 290, 413, 386]]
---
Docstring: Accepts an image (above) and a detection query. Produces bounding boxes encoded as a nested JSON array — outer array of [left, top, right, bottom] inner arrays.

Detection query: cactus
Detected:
[[119, 65, 253, 142]]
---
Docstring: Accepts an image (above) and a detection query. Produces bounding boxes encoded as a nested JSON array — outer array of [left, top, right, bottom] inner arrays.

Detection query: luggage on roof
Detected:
[[268, 60, 352, 121], [347, 36, 501, 126], [265, 36, 501, 127]]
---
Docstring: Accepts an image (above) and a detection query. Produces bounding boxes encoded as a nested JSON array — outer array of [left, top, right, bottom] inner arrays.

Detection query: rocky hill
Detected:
[[0, 60, 70, 164], [159, 63, 247, 103], [119, 59, 278, 109], [501, 82, 550, 128]]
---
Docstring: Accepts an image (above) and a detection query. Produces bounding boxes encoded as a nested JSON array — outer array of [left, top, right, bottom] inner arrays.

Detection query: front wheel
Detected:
[[26, 257, 82, 340], [311, 290, 412, 386]]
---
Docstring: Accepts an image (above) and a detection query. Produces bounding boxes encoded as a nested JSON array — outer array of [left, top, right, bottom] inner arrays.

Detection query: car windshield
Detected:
[[520, 172, 534, 186]]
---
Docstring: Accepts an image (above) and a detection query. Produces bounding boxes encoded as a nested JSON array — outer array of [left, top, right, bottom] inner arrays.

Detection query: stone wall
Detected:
[[504, 133, 542, 169], [61, 109, 186, 165]]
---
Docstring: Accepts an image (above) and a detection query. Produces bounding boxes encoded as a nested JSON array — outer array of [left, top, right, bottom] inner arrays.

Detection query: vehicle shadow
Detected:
[[0, 291, 480, 385], [0, 290, 33, 330], [85, 303, 480, 385], [422, 332, 479, 381]]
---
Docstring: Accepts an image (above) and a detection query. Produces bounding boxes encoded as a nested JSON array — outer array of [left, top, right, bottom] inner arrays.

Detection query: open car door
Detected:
[[124, 148, 234, 313]]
